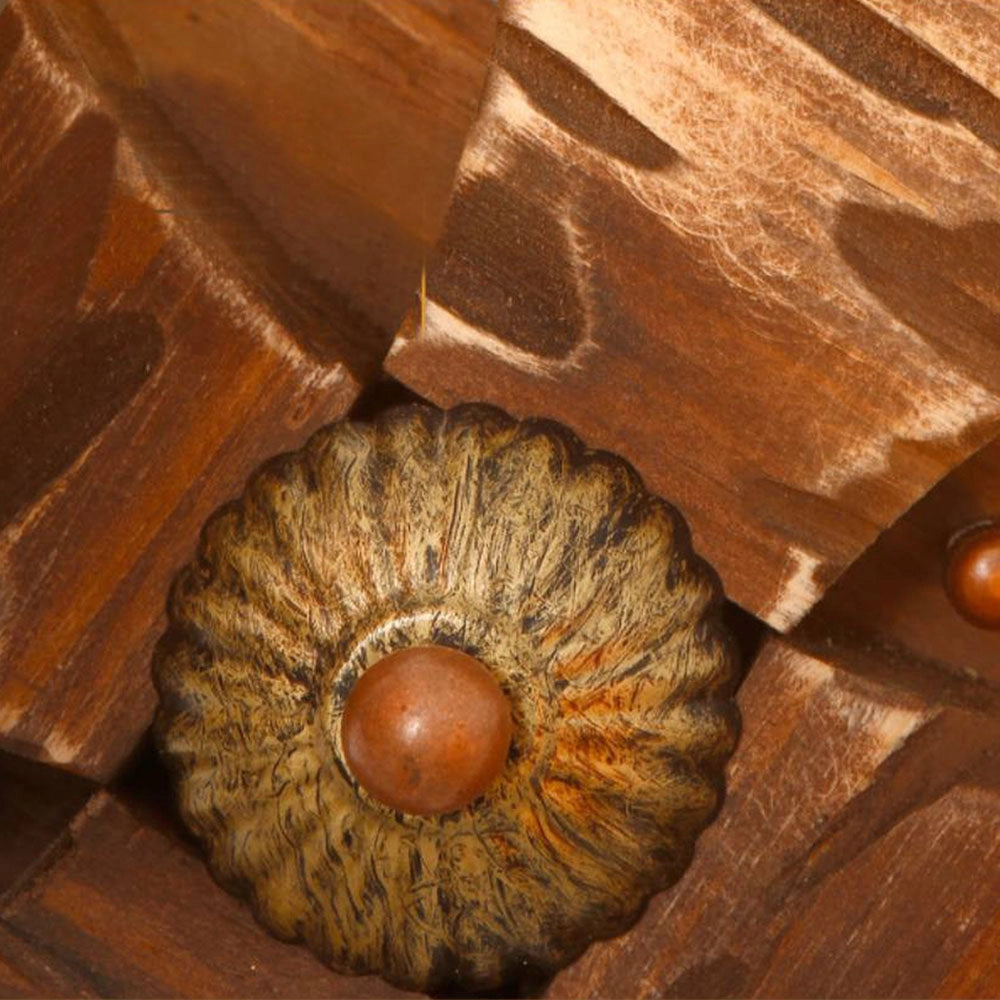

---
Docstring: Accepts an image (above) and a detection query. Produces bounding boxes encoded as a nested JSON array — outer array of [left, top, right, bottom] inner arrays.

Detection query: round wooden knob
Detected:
[[341, 645, 512, 815], [945, 524, 1000, 629], [155, 404, 738, 994]]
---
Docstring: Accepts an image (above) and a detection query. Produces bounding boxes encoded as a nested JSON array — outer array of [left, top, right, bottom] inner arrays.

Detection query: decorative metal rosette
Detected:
[[154, 404, 738, 995]]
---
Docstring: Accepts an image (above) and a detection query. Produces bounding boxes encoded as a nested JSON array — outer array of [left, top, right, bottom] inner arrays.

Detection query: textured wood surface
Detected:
[[385, 0, 1000, 631], [87, 0, 496, 347], [807, 431, 1000, 689], [7, 631, 994, 999], [545, 632, 1000, 998], [0, 0, 493, 781], [4, 0, 999, 995], [0, 793, 411, 999], [155, 405, 737, 994]]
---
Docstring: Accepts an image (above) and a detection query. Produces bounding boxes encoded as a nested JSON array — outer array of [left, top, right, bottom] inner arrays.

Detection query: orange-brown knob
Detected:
[[944, 524, 1000, 629], [341, 645, 513, 816]]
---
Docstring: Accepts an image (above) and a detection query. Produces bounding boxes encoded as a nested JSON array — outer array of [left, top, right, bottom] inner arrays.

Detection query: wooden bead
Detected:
[[341, 645, 513, 816], [944, 524, 1000, 629]]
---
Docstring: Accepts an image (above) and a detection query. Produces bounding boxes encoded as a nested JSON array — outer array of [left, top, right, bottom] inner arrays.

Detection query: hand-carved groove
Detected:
[[434, 165, 585, 358], [0, 313, 164, 529], [835, 202, 1000, 383], [0, 111, 166, 529], [0, 112, 117, 384], [752, 0, 1000, 152], [495, 21, 681, 170]]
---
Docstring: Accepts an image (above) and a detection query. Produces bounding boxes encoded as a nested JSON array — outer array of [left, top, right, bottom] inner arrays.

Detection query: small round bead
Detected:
[[341, 645, 513, 816], [944, 524, 1000, 629]]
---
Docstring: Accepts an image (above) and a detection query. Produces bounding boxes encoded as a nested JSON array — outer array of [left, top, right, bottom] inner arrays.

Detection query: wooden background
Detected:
[[387, 0, 1000, 631], [1, 0, 999, 997], [0, 0, 492, 781]]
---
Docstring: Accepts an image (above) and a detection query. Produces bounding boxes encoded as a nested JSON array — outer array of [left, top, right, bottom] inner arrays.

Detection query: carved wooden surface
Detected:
[[5, 630, 995, 999], [386, 0, 1000, 631], [155, 405, 737, 995], [87, 0, 496, 346], [0, 793, 411, 999], [0, 0, 493, 782], [807, 431, 1000, 690], [3, 0, 1000, 996], [545, 632, 1000, 998]]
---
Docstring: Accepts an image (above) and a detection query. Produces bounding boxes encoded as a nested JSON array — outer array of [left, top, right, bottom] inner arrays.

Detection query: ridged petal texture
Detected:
[[154, 404, 739, 994]]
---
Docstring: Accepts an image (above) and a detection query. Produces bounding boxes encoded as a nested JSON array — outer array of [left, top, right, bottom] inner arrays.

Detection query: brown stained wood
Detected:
[[0, 0, 371, 781], [0, 752, 93, 899], [0, 924, 84, 999], [89, 0, 497, 345], [154, 404, 737, 995], [805, 432, 1000, 689], [385, 0, 1000, 631], [0, 0, 495, 782], [545, 634, 1000, 999], [0, 793, 413, 999]]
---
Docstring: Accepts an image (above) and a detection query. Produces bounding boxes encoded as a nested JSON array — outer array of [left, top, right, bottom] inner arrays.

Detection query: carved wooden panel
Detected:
[[386, 0, 1000, 630], [87, 0, 496, 347], [0, 0, 493, 781], [5, 633, 994, 999], [3, 1, 999, 996], [545, 634, 1000, 998]]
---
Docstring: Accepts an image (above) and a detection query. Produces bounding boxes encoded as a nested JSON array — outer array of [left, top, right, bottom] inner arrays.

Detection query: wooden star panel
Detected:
[[386, 0, 1000, 630], [0, 0, 494, 781]]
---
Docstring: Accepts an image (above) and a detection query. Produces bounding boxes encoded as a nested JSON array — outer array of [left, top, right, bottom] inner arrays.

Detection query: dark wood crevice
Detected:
[[0, 752, 94, 905]]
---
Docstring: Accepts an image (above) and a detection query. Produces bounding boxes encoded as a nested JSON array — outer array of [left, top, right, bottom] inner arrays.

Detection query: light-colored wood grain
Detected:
[[863, 0, 1000, 98], [155, 405, 737, 995], [386, 0, 1000, 631]]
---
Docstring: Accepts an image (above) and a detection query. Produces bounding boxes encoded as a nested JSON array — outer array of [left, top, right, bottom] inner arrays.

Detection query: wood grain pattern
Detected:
[[87, 0, 496, 348], [0, 0, 361, 780], [546, 632, 1000, 998], [154, 405, 738, 995], [385, 0, 1000, 631], [0, 793, 412, 999], [0, 0, 493, 782]]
